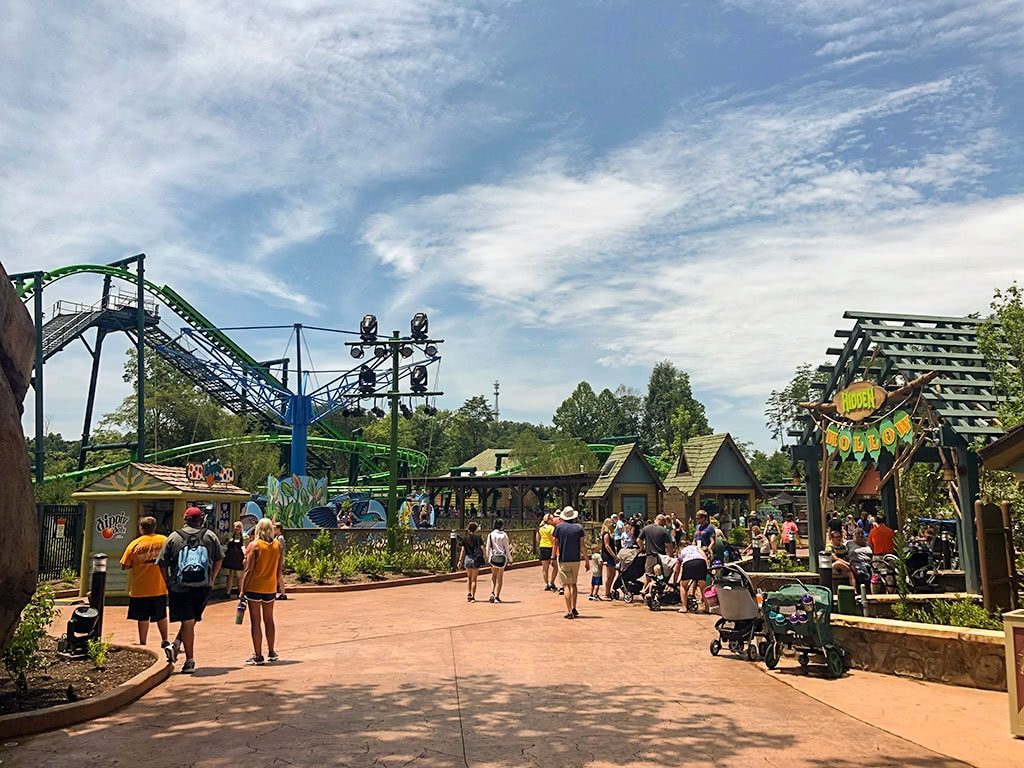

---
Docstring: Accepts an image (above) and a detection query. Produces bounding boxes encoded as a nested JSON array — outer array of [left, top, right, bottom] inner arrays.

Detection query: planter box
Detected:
[[832, 614, 1005, 691], [861, 593, 982, 619]]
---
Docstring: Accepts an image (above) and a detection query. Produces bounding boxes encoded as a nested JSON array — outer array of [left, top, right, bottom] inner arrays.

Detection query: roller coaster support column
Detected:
[[287, 323, 310, 477], [106, 253, 146, 459], [79, 276, 112, 470]]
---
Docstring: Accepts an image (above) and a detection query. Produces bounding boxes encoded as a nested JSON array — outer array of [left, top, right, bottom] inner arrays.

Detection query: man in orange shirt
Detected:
[[120, 516, 169, 647], [867, 513, 896, 556]]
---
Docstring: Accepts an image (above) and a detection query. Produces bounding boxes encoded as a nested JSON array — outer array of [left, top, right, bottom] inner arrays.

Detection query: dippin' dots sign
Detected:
[[96, 512, 130, 541]]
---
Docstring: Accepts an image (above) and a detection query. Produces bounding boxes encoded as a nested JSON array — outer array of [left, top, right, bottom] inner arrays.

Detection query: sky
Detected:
[[3, 0, 1023, 453]]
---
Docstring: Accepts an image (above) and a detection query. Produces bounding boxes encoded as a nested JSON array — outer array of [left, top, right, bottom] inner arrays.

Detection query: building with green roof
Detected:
[[663, 433, 765, 527], [582, 443, 665, 521]]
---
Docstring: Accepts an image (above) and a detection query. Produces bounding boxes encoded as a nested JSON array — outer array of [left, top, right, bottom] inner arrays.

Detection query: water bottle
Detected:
[[235, 599, 247, 625]]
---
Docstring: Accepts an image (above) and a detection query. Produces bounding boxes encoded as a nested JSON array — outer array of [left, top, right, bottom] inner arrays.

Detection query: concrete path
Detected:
[[0, 567, 1007, 767]]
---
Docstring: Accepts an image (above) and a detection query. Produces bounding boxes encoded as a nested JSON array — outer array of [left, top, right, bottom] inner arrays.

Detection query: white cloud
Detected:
[[363, 73, 1018, 423], [0, 0, 501, 308], [725, 0, 1024, 71]]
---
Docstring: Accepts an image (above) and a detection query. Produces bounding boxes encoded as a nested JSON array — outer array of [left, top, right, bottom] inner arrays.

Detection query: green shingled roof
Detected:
[[664, 433, 764, 497], [458, 448, 516, 475], [583, 443, 664, 500]]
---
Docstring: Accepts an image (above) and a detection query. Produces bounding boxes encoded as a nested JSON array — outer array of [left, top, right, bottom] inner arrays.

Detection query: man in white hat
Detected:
[[551, 507, 589, 619]]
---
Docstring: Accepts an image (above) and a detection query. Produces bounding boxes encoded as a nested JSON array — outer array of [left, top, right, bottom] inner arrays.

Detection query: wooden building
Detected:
[[663, 434, 765, 527], [582, 443, 665, 520]]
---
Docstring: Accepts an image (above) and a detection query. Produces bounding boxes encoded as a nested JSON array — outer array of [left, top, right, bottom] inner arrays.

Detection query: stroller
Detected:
[[709, 564, 764, 661], [646, 554, 682, 611], [610, 547, 645, 603], [762, 582, 844, 678]]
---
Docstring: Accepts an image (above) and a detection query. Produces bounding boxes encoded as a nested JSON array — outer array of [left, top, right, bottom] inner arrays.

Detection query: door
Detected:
[[622, 494, 647, 519]]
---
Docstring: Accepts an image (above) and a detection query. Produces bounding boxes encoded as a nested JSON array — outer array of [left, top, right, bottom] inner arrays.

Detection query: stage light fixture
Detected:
[[374, 345, 388, 359], [410, 365, 428, 393], [371, 406, 386, 419], [400, 403, 413, 419], [399, 345, 414, 358], [359, 364, 377, 395], [360, 314, 378, 342], [424, 344, 438, 358], [350, 345, 365, 359], [423, 404, 438, 417], [410, 312, 428, 341]]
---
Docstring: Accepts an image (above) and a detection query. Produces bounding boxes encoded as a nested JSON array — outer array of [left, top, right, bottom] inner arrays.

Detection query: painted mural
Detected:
[[266, 474, 328, 528]]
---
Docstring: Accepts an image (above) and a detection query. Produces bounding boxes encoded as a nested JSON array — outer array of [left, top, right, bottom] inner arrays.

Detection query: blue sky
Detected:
[[3, 1, 1023, 452]]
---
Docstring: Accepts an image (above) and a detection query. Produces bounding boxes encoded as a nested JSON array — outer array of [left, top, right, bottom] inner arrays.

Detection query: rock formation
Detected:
[[0, 262, 38, 649]]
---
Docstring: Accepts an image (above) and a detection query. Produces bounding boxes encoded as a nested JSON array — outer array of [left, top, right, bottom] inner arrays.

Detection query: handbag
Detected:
[[489, 554, 507, 568]]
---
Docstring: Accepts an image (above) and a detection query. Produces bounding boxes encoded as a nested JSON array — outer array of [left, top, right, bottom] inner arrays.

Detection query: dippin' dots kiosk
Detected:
[[72, 462, 252, 598]]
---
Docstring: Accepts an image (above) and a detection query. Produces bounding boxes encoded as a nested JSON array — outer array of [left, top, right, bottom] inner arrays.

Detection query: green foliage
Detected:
[[312, 556, 335, 584], [553, 382, 601, 442], [977, 282, 1024, 429], [60, 567, 78, 585], [767, 553, 806, 573], [764, 363, 828, 445], [292, 553, 313, 583], [892, 531, 910, 606], [86, 634, 112, 669], [746, 449, 793, 484], [892, 598, 1002, 631], [643, 361, 711, 456], [311, 529, 335, 560], [3, 585, 58, 689], [727, 526, 748, 547]]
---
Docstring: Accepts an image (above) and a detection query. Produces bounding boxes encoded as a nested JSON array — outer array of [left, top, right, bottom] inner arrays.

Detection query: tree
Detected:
[[553, 382, 600, 442], [593, 388, 625, 441], [978, 282, 1024, 429], [642, 361, 710, 455], [765, 363, 826, 446], [448, 396, 496, 463], [747, 449, 792, 484], [614, 385, 644, 440]]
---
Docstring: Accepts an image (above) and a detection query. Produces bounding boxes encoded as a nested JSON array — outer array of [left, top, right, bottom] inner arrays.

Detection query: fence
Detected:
[[283, 523, 602, 569], [37, 504, 85, 582]]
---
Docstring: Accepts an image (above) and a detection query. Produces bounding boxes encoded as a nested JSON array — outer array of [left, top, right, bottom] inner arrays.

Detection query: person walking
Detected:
[[222, 521, 247, 599], [762, 514, 781, 554], [600, 518, 617, 598], [158, 506, 224, 674], [120, 516, 169, 648], [537, 514, 557, 591], [239, 518, 284, 665], [458, 522, 485, 602], [552, 507, 588, 619], [486, 519, 511, 603], [781, 513, 800, 556]]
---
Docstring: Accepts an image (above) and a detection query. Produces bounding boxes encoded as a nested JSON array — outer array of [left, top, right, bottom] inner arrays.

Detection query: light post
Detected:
[[347, 314, 443, 552]]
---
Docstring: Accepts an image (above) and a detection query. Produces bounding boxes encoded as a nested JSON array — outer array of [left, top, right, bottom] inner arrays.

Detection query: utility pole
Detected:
[[388, 330, 401, 553], [493, 380, 500, 421]]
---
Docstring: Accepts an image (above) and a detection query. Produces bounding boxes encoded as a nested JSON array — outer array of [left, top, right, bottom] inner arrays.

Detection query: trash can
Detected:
[[1003, 609, 1024, 738]]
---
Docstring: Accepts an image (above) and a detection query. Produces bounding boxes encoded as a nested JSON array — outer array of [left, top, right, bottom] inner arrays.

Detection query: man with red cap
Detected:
[[158, 505, 224, 673]]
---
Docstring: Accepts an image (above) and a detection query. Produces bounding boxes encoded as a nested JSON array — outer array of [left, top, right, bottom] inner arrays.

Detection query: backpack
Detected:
[[175, 528, 212, 587]]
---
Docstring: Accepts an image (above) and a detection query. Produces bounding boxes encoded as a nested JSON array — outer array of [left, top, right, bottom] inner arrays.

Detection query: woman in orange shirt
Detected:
[[239, 518, 283, 665]]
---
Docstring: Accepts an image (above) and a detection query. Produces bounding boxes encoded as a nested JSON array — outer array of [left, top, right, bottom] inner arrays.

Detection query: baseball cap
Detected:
[[184, 506, 204, 520]]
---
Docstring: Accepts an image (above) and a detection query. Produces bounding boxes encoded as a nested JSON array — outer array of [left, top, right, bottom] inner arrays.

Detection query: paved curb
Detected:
[[0, 645, 171, 739], [286, 559, 541, 593]]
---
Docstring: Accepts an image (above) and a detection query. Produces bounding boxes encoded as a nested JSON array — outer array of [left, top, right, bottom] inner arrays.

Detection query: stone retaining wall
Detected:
[[832, 615, 1005, 691]]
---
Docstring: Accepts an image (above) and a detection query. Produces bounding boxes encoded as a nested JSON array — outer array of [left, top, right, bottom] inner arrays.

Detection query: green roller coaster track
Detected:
[[15, 264, 426, 484]]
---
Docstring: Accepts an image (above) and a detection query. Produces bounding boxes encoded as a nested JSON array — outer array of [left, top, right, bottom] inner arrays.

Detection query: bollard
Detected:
[[449, 530, 459, 572], [817, 550, 833, 592], [89, 553, 108, 637]]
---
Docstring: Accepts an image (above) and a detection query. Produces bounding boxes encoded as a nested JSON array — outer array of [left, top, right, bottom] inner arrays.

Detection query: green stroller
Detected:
[[761, 582, 844, 679]]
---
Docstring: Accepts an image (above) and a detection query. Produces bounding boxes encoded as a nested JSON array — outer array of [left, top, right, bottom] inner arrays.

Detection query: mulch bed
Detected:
[[0, 638, 152, 715], [283, 570, 438, 588]]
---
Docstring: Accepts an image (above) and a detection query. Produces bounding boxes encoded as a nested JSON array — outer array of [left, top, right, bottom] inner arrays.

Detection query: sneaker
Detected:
[[588, 595, 597, 601], [564, 612, 574, 619], [467, 593, 473, 602], [276, 594, 288, 600], [571, 608, 579, 617], [488, 594, 495, 603], [558, 588, 564, 596], [494, 596, 502, 603], [164, 641, 178, 665], [181, 659, 196, 674], [244, 655, 265, 666], [268, 651, 279, 663]]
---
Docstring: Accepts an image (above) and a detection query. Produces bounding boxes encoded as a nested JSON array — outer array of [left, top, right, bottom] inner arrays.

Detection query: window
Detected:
[[600, 459, 618, 477], [676, 453, 690, 475], [622, 495, 647, 518]]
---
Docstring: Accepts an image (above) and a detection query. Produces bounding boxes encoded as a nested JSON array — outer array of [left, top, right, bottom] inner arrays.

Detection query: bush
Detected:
[[292, 554, 314, 583], [60, 567, 78, 585], [727, 527, 748, 547], [3, 585, 58, 691], [336, 553, 357, 581], [87, 635, 111, 669], [312, 556, 335, 584], [892, 598, 1002, 630], [311, 529, 334, 560], [767, 553, 806, 573]]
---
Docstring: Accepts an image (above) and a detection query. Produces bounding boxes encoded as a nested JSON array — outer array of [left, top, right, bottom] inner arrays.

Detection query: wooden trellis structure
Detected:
[[792, 311, 1008, 593]]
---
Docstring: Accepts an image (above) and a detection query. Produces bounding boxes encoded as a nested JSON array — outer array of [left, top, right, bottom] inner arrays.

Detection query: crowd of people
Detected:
[[119, 505, 286, 672]]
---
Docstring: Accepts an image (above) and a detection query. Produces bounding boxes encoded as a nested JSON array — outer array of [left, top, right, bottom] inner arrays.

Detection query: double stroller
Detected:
[[645, 554, 681, 611], [709, 563, 765, 661], [610, 549, 680, 609]]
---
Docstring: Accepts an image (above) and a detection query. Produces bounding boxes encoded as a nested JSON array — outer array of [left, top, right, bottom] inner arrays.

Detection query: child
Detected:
[[588, 544, 603, 601], [119, 516, 169, 648], [642, 564, 667, 599]]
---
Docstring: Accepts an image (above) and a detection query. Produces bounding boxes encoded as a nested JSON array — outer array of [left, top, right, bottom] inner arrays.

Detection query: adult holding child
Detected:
[[239, 518, 284, 665]]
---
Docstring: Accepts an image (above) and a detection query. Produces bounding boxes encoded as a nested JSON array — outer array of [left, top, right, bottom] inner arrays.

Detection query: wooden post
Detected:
[[956, 448, 981, 594]]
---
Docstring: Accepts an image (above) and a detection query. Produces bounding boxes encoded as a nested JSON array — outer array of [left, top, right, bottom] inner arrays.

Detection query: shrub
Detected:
[[311, 529, 335, 560], [60, 567, 78, 585], [336, 553, 357, 581], [3, 585, 58, 691], [727, 527, 748, 547], [767, 553, 806, 573], [893, 598, 1002, 631], [312, 555, 335, 584], [87, 635, 112, 669], [292, 554, 314, 583]]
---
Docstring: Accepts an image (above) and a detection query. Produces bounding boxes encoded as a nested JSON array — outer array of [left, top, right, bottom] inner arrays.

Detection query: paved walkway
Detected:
[[1, 567, 1016, 767]]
